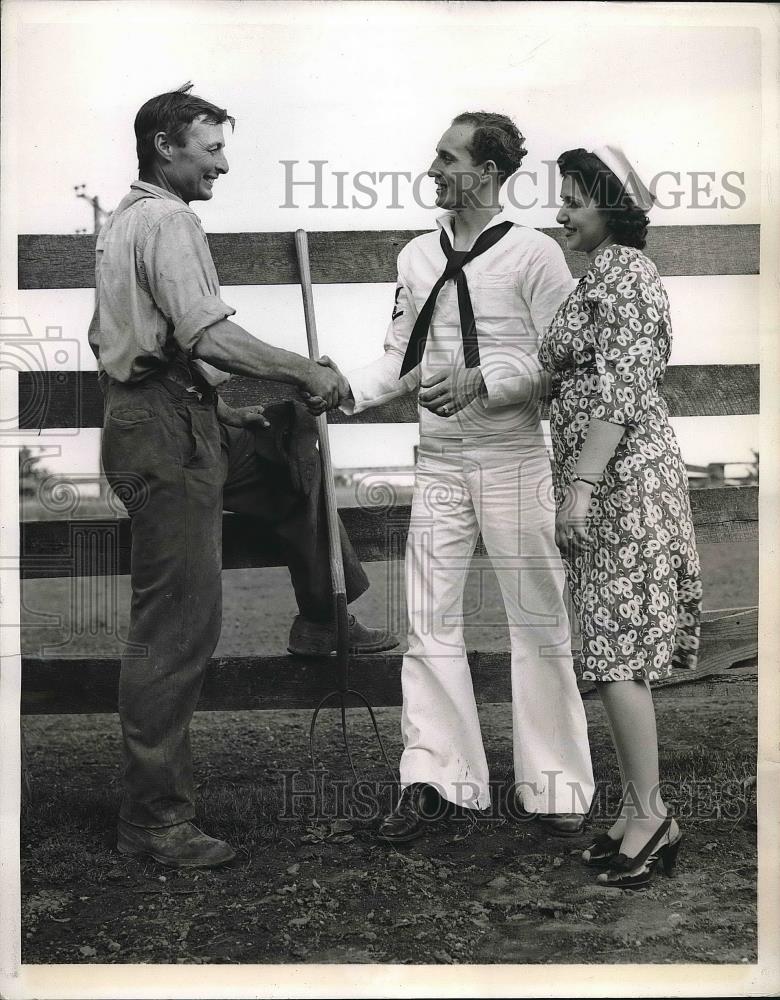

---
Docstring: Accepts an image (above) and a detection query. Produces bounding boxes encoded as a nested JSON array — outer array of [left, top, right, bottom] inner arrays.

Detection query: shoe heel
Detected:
[[658, 834, 683, 876]]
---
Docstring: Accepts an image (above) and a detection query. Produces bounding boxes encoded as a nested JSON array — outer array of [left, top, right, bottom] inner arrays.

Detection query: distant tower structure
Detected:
[[74, 184, 111, 234]]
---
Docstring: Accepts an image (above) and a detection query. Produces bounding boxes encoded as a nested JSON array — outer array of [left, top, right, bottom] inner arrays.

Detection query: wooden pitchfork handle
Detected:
[[294, 229, 350, 675]]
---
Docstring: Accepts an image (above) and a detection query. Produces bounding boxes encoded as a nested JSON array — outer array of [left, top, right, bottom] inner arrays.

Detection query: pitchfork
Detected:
[[294, 229, 396, 783]]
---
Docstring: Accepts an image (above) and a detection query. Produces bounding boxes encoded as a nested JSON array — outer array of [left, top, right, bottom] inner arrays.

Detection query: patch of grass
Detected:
[[22, 744, 755, 870], [195, 781, 288, 851]]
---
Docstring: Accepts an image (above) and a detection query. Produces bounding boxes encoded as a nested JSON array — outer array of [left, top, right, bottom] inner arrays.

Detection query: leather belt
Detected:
[[162, 369, 213, 402], [98, 366, 214, 402]]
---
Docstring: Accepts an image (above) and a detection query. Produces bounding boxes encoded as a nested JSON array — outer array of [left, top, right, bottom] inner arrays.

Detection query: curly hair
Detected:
[[556, 147, 649, 249], [135, 82, 235, 174], [452, 111, 528, 184]]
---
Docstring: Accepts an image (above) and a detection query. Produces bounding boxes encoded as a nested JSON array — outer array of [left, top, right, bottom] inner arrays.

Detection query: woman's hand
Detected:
[[555, 479, 594, 554]]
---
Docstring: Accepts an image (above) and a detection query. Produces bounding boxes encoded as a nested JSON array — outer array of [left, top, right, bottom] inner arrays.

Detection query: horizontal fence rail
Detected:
[[15, 222, 761, 717], [19, 486, 758, 581], [19, 608, 758, 715], [16, 364, 760, 429], [18, 224, 760, 289]]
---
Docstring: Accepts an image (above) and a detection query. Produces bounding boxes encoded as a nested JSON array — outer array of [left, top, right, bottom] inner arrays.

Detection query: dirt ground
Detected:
[[20, 669, 757, 966]]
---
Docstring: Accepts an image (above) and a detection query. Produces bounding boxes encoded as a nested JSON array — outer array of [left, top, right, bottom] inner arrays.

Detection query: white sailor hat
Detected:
[[590, 144, 655, 212]]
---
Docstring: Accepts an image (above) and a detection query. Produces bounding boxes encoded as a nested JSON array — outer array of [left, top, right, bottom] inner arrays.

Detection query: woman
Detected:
[[536, 146, 702, 889]]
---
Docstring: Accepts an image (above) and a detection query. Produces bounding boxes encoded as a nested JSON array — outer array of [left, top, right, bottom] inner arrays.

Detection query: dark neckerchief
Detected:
[[399, 219, 513, 377]]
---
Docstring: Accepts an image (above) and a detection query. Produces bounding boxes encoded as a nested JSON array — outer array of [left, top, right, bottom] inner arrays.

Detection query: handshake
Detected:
[[301, 355, 351, 415], [299, 357, 489, 419]]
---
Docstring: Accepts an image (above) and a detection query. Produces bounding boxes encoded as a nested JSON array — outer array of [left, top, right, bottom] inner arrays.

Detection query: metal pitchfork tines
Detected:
[[294, 229, 396, 784]]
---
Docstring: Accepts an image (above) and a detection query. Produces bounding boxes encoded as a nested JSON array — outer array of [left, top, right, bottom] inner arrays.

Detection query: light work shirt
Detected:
[[89, 180, 233, 384], [344, 207, 575, 442]]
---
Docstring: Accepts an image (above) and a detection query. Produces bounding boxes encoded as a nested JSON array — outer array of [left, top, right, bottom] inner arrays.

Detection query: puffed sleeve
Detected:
[[586, 256, 663, 426], [141, 209, 236, 354]]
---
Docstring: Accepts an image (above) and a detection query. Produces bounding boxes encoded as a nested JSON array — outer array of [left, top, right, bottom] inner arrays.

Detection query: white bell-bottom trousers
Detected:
[[399, 436, 594, 813]]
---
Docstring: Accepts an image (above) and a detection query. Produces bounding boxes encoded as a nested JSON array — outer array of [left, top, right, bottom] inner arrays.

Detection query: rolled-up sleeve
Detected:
[[141, 211, 236, 353]]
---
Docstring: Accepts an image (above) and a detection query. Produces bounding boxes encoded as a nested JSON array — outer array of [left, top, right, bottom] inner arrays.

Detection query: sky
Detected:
[[1, 0, 767, 476]]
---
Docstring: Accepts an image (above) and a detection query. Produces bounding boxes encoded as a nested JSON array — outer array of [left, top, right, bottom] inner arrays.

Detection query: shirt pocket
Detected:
[[469, 272, 522, 320]]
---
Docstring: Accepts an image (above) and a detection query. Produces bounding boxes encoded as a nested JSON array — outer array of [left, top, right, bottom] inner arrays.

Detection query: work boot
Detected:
[[117, 819, 236, 868], [287, 614, 399, 656]]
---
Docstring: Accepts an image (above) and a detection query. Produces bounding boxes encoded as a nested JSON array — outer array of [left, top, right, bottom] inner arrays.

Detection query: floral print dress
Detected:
[[537, 244, 701, 682]]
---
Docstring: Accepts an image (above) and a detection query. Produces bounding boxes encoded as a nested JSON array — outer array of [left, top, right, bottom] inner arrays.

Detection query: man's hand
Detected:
[[302, 355, 352, 415], [216, 397, 270, 429], [555, 480, 593, 555], [299, 357, 343, 413], [418, 367, 485, 417]]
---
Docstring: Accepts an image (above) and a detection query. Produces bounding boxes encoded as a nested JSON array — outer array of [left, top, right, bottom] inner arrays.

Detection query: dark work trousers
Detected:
[[100, 374, 369, 828]]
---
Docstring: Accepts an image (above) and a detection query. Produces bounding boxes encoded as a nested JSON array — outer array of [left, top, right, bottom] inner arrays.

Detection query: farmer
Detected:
[[312, 112, 595, 842], [89, 83, 396, 868]]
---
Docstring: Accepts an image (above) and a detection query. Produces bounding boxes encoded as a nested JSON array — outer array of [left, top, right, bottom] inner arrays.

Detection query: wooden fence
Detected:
[[16, 225, 760, 713]]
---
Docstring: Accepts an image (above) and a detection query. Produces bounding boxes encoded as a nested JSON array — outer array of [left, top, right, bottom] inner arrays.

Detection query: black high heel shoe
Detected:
[[596, 818, 682, 890], [581, 830, 622, 867]]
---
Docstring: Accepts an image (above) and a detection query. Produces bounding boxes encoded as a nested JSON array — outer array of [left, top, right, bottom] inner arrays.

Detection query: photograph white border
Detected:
[[1, 2, 778, 997]]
